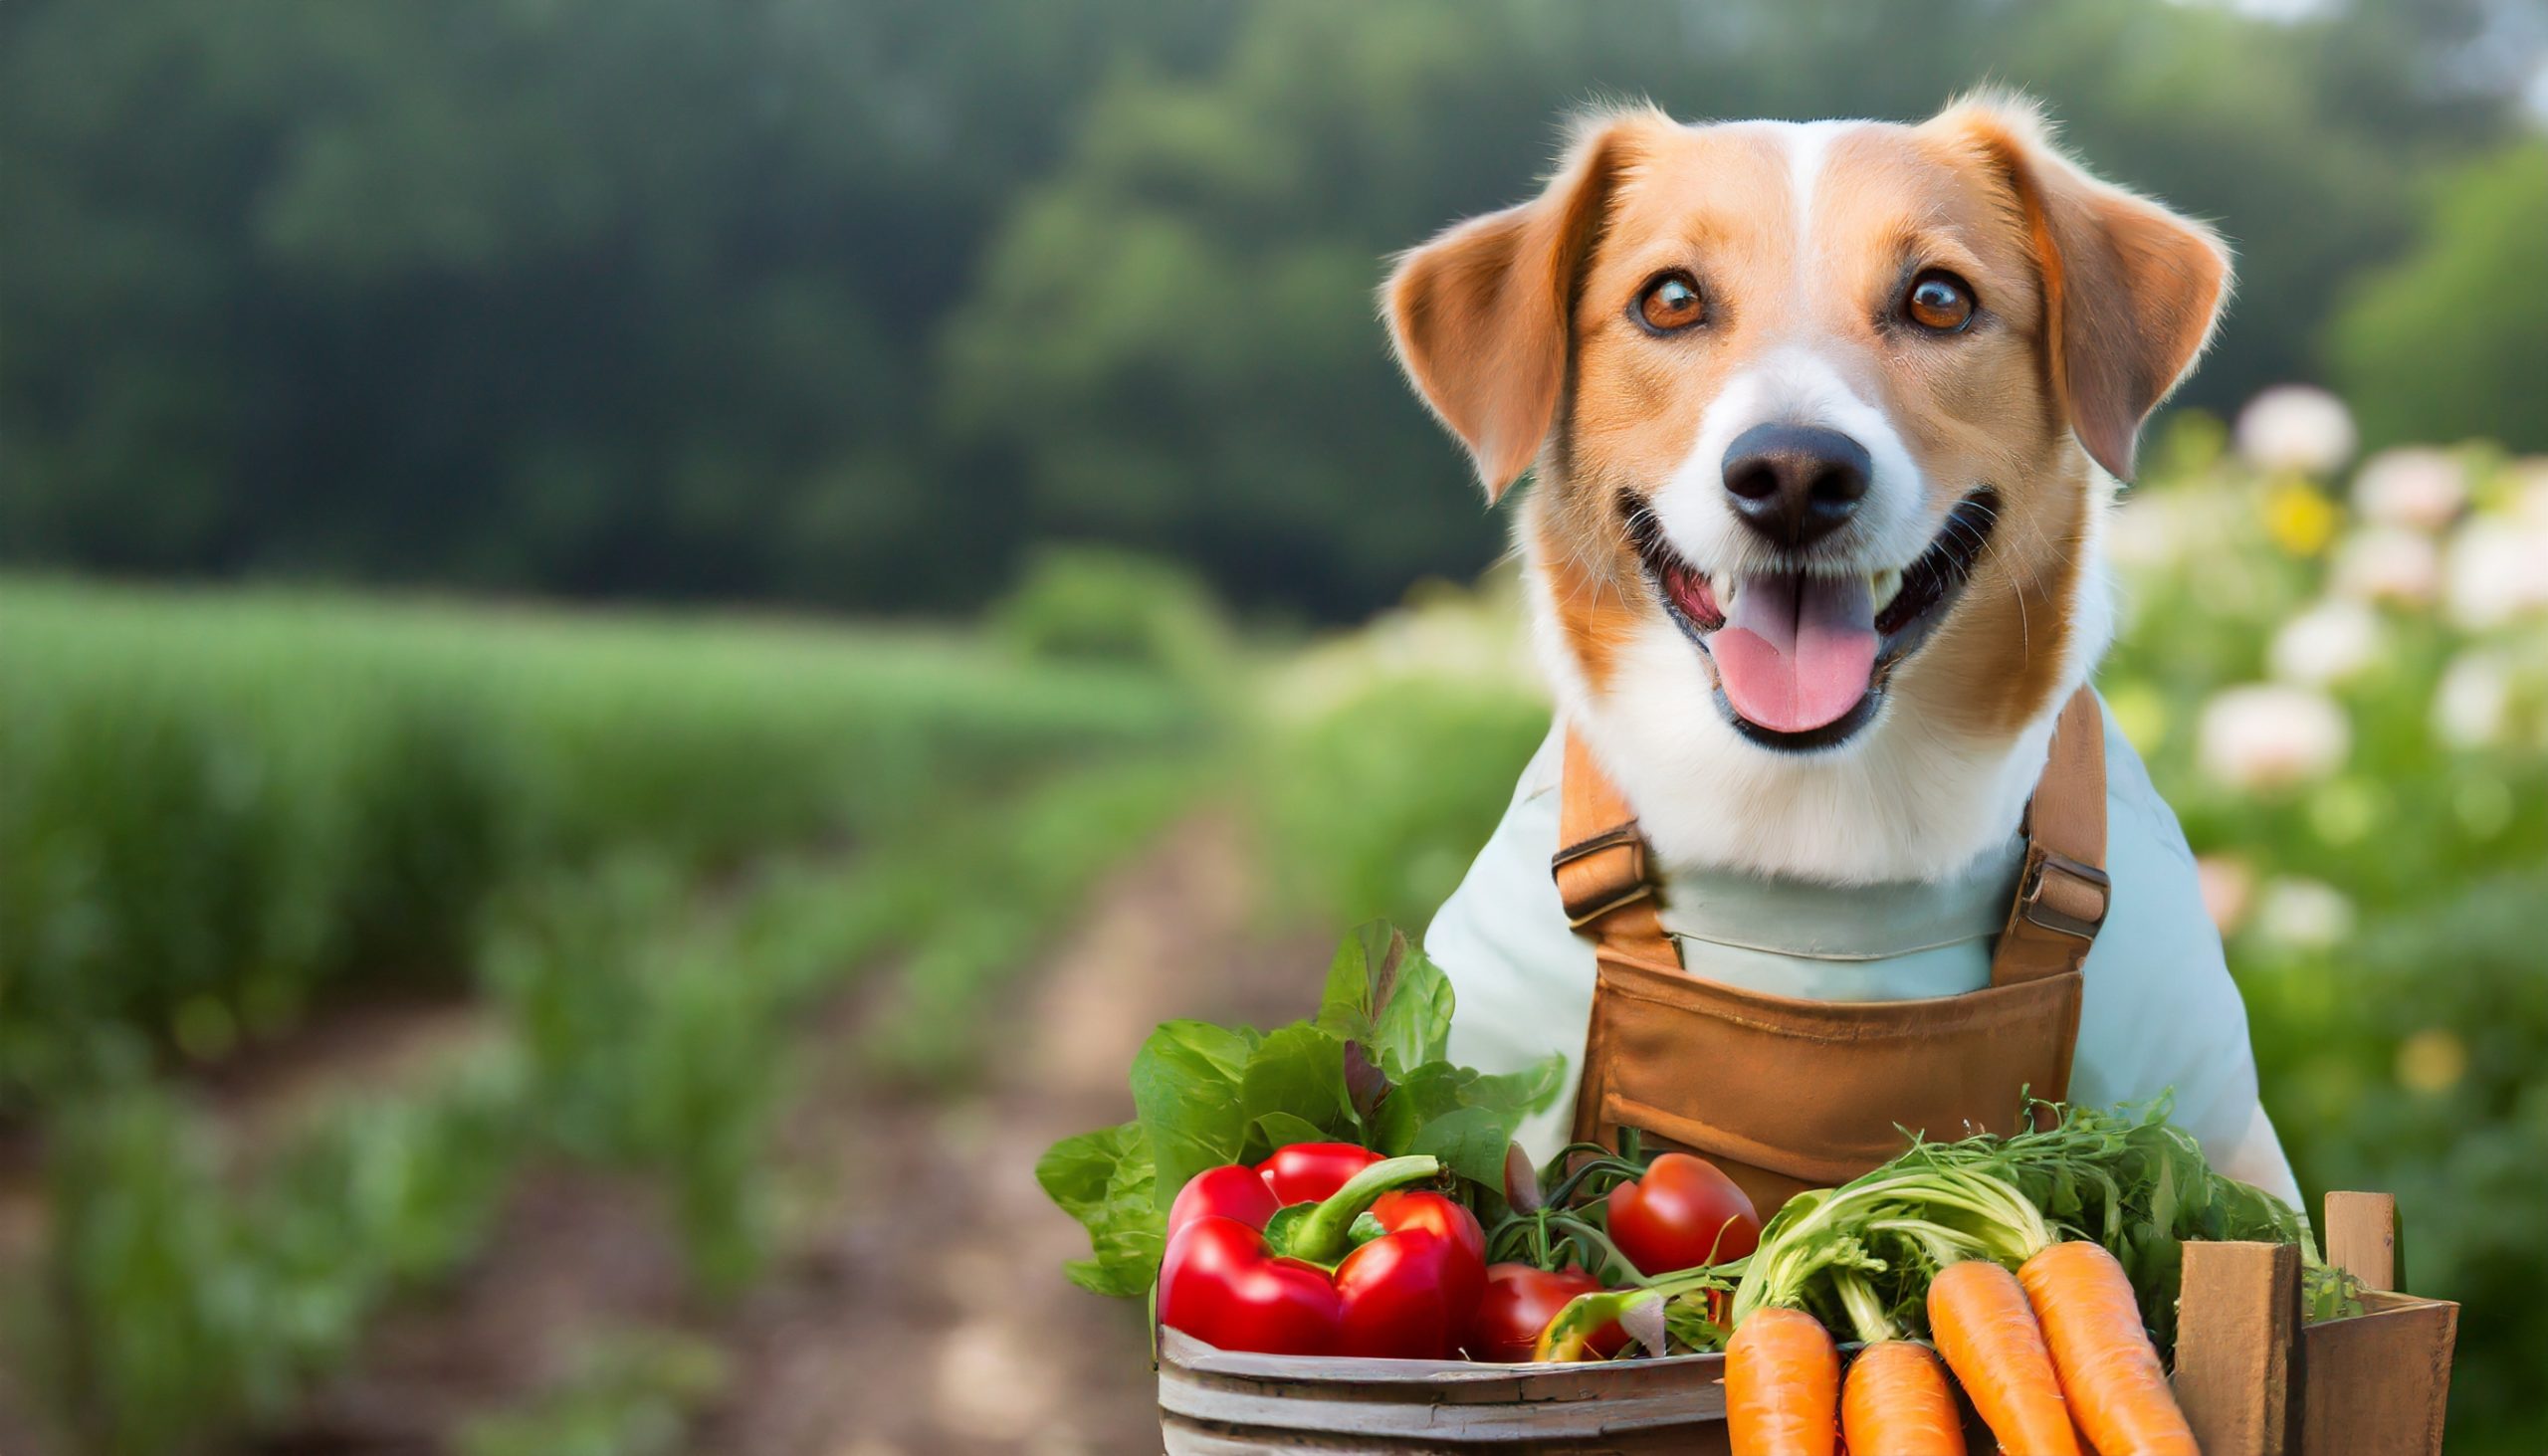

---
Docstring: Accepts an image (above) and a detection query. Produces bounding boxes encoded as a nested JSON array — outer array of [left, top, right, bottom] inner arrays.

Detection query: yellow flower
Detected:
[[2105, 682, 2168, 753], [2396, 1028, 2467, 1094], [2262, 480, 2339, 556]]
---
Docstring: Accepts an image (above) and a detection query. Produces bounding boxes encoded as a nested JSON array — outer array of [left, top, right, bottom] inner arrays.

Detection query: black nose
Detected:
[[1722, 423, 1871, 548]]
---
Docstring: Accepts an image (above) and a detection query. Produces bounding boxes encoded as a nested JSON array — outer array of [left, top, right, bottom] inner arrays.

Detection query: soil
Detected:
[[235, 811, 1328, 1455]]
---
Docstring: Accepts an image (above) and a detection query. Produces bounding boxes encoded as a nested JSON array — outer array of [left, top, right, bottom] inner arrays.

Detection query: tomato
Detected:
[[1461, 1264, 1627, 1362], [1168, 1163, 1283, 1238], [1257, 1142, 1383, 1204], [1605, 1152, 1762, 1276]]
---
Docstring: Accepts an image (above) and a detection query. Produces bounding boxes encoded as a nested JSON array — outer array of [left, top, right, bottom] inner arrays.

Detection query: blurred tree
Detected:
[[944, 0, 2544, 613], [2330, 140, 2548, 452], [0, 0, 1239, 610], [0, 0, 2540, 618]]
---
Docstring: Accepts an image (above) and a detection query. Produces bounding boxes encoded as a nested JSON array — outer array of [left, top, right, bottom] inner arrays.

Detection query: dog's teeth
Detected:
[[1716, 575, 1736, 612], [1871, 568, 1903, 613]]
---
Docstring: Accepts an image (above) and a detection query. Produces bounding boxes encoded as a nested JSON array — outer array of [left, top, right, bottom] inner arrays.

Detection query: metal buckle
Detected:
[[2018, 848, 2110, 940], [1551, 825, 1652, 930], [1551, 824, 1643, 870]]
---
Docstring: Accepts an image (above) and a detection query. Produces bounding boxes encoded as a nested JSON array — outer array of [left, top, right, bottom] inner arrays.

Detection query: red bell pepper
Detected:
[[1257, 1142, 1383, 1203], [1159, 1152, 1488, 1359], [1167, 1163, 1283, 1237]]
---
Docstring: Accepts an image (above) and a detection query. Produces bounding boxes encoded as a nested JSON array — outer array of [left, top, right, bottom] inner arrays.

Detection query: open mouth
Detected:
[[1624, 488, 2001, 751]]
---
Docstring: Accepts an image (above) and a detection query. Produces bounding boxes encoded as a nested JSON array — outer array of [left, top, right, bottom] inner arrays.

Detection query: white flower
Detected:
[[2253, 877, 2355, 950], [2234, 386, 2357, 476], [2351, 448, 2466, 532], [2196, 854, 2255, 935], [2331, 526, 2442, 607], [2198, 684, 2351, 791], [2443, 520, 2548, 630], [2267, 598, 2383, 686], [2508, 459, 2548, 528], [2105, 495, 2184, 569], [2434, 651, 2511, 748]]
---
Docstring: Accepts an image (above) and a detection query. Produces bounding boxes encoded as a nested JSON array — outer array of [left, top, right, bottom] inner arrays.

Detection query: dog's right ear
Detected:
[[1384, 112, 1647, 500]]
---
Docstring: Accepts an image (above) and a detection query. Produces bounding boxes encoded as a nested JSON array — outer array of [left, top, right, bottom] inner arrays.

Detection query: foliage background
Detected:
[[4, 0, 2547, 1452], [9, 0, 2548, 619]]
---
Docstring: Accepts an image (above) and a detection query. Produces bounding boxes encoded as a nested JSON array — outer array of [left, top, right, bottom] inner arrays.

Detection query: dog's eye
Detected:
[[1634, 273, 1706, 333], [1903, 272, 1977, 332]]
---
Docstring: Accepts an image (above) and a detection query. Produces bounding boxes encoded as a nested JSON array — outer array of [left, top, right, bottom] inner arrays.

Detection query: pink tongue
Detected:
[[1711, 573, 1878, 733]]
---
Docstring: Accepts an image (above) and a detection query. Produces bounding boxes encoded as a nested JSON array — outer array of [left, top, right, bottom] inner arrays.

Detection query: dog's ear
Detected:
[[1931, 93, 2231, 481], [1384, 111, 1648, 500]]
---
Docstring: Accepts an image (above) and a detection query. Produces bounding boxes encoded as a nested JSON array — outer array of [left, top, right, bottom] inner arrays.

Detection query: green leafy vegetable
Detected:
[[1239, 1025, 1355, 1141], [1368, 951, 1454, 1078], [1410, 1106, 1519, 1186], [1034, 1123, 1163, 1298], [1717, 1097, 2319, 1360], [1129, 1019, 1257, 1212], [1040, 922, 1567, 1300]]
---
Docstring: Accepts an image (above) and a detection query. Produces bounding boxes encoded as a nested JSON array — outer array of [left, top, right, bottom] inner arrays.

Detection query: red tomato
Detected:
[[1257, 1143, 1383, 1204], [1168, 1163, 1283, 1238], [1605, 1152, 1761, 1276], [1461, 1264, 1627, 1363]]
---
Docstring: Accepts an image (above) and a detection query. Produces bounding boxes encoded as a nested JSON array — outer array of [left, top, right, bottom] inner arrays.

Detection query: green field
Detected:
[[0, 576, 1202, 1087], [0, 572, 1216, 1454]]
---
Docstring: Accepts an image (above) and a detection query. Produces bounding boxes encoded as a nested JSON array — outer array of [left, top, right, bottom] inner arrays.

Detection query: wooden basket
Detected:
[[1158, 1336, 1731, 1454], [1156, 1190, 2455, 1454]]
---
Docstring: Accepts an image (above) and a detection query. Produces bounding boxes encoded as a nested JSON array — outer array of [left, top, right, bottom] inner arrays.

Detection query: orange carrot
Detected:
[[1725, 1306, 1839, 1456], [1926, 1259, 2080, 1456], [1840, 1340, 1967, 1456], [2018, 1241, 2198, 1456]]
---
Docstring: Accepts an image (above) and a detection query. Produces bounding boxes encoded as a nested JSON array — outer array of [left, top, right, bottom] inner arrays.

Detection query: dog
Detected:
[[1388, 94, 2299, 1204]]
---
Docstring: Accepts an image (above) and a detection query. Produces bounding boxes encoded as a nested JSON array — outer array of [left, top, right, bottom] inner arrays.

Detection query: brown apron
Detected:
[[1555, 688, 2112, 1216]]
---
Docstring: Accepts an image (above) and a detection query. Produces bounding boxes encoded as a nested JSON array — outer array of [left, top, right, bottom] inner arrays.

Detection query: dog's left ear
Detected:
[[1384, 110, 1649, 500], [1931, 94, 2231, 481]]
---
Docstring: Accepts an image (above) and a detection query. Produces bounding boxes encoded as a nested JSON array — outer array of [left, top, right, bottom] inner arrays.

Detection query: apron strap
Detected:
[[1552, 730, 1680, 967], [1553, 683, 2111, 982], [1990, 685, 2111, 985]]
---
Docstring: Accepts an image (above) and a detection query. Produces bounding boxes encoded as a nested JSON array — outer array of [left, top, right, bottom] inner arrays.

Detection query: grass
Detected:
[[1, 568, 1219, 1454], [0, 574, 1199, 1098]]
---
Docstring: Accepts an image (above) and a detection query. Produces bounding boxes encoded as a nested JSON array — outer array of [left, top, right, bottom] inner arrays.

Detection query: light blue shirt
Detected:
[[1425, 702, 2298, 1203]]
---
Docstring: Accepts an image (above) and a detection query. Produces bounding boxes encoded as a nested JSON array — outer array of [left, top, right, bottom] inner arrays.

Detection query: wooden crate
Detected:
[[2175, 1191, 2458, 1456]]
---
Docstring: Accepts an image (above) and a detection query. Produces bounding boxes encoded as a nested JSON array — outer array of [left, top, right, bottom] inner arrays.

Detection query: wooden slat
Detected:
[[2298, 1299, 2457, 1456], [2324, 1190, 2399, 1291], [1164, 1412, 1727, 1454], [1158, 1331, 1731, 1449], [2173, 1240, 2301, 1456]]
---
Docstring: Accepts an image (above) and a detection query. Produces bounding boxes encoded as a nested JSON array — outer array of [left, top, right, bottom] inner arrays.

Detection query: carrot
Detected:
[[1926, 1259, 2080, 1456], [1725, 1306, 1839, 1456], [1841, 1340, 1967, 1456], [2019, 1240, 2198, 1456]]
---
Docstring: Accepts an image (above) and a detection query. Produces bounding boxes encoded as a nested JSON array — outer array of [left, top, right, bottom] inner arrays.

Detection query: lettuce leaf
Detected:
[[1039, 922, 1570, 1299]]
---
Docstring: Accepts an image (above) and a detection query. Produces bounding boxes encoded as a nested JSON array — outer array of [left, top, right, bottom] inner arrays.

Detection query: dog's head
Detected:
[[1386, 96, 2227, 766]]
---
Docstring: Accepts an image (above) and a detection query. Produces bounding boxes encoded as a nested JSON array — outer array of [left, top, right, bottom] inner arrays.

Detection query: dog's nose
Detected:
[[1722, 423, 1871, 548]]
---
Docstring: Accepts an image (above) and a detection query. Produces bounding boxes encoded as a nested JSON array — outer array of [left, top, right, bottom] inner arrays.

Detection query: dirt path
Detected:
[[247, 810, 1325, 1455], [701, 810, 1323, 1456]]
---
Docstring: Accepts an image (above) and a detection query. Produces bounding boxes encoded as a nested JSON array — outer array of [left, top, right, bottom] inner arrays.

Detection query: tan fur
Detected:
[[1383, 111, 1655, 498], [1929, 93, 2233, 481], [1388, 95, 2228, 747]]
